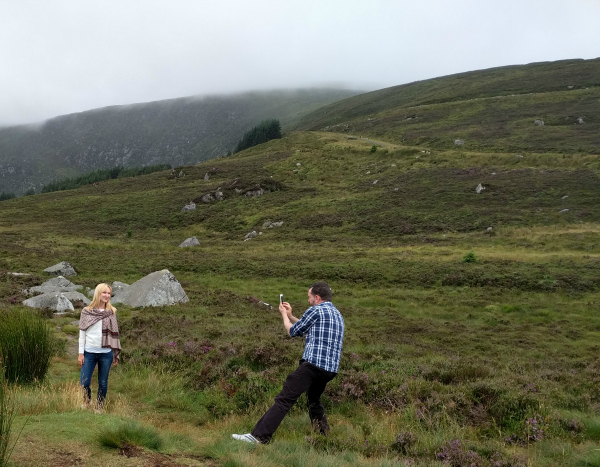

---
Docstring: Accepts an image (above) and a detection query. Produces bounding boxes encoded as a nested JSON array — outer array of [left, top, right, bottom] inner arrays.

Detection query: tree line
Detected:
[[40, 164, 171, 193], [235, 119, 282, 153]]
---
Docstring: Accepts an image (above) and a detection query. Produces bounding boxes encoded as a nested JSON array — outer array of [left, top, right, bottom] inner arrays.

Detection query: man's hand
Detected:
[[78, 353, 85, 368], [280, 302, 299, 323]]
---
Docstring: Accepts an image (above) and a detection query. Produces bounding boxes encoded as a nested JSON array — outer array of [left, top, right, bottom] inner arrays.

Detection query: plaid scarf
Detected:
[[79, 307, 121, 359]]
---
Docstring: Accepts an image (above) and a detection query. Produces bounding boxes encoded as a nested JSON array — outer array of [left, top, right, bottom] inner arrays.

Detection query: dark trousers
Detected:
[[80, 350, 113, 406], [251, 360, 337, 444]]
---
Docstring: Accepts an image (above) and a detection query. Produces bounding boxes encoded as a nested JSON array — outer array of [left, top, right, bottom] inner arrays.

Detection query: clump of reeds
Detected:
[[0, 309, 54, 384], [0, 368, 15, 467], [98, 421, 163, 451]]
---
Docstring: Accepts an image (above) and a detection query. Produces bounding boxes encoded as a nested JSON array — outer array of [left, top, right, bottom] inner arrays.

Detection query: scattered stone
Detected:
[[454, 139, 464, 146], [235, 188, 244, 193], [567, 85, 574, 89], [244, 231, 258, 241], [366, 171, 370, 175], [26, 276, 82, 295], [215, 191, 224, 201], [61, 291, 91, 306], [269, 221, 284, 228], [181, 202, 196, 212], [534, 119, 544, 126], [559, 209, 569, 213], [44, 261, 77, 276], [296, 163, 302, 166], [476, 183, 485, 194], [391, 164, 397, 167], [262, 221, 272, 229], [179, 236, 200, 248], [577, 117, 584, 124], [562, 195, 569, 199], [7, 272, 31, 276], [23, 293, 74, 312], [201, 194, 214, 203], [515, 154, 524, 158], [491, 172, 497, 175], [292, 170, 299, 174], [394, 188, 399, 191], [486, 227, 493, 232], [204, 173, 210, 181], [111, 269, 189, 307], [245, 188, 265, 197], [178, 170, 184, 178], [372, 180, 378, 185]]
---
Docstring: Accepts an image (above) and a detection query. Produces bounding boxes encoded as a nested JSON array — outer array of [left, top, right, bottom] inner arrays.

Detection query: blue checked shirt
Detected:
[[289, 301, 345, 373]]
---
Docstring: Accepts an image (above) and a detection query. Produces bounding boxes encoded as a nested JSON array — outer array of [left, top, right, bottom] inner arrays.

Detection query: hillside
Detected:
[[2, 62, 600, 465], [294, 58, 600, 153], [0, 88, 359, 195]]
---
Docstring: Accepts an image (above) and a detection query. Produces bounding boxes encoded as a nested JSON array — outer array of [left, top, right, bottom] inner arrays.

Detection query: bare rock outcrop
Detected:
[[44, 261, 77, 276], [111, 269, 189, 307]]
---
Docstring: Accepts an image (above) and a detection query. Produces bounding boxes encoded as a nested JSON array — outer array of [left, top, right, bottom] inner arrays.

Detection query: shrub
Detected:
[[462, 251, 478, 263], [98, 421, 163, 451], [0, 310, 54, 384]]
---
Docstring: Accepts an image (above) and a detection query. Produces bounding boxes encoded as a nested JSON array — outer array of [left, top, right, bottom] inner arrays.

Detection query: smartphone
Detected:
[[279, 294, 283, 304]]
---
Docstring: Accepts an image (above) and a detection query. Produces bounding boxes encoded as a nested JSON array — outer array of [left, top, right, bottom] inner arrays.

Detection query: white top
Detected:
[[78, 320, 111, 354]]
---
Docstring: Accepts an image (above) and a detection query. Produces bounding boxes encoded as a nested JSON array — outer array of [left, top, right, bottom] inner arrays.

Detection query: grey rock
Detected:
[[111, 269, 189, 307], [201, 194, 214, 203], [292, 169, 299, 174], [486, 227, 493, 232], [7, 272, 31, 276], [393, 187, 399, 191], [181, 202, 196, 212], [296, 162, 302, 166], [534, 119, 544, 126], [269, 221, 284, 228], [476, 183, 485, 194], [372, 180, 378, 185], [515, 154, 524, 158], [23, 293, 74, 312], [44, 261, 77, 276], [179, 236, 200, 247], [204, 173, 210, 181], [234, 188, 243, 193], [111, 281, 129, 296], [567, 85, 574, 89], [244, 231, 258, 241], [562, 195, 569, 199], [215, 191, 224, 201], [245, 189, 265, 197], [61, 291, 91, 306], [27, 276, 82, 295], [559, 209, 569, 213], [577, 117, 584, 124], [454, 139, 464, 146]]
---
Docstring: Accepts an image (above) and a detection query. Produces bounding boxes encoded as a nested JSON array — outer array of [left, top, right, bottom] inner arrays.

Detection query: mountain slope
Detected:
[[0, 88, 360, 194], [294, 58, 600, 153]]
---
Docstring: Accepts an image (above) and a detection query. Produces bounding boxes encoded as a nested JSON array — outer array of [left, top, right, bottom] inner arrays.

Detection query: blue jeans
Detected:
[[80, 350, 113, 405]]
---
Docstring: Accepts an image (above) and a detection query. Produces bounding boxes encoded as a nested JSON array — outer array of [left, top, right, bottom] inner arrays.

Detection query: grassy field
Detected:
[[1, 131, 600, 466]]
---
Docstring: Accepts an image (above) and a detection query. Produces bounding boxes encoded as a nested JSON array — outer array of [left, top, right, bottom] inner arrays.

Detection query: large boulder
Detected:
[[25, 276, 82, 295], [61, 291, 91, 306], [44, 261, 77, 276], [111, 281, 129, 296], [23, 293, 74, 312], [111, 270, 189, 307]]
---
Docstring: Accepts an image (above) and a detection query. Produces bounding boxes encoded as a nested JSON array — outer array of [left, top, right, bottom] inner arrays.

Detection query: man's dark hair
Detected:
[[310, 282, 332, 301]]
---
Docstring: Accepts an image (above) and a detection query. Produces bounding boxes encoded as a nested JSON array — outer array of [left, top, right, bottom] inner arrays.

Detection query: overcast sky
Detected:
[[1, 0, 599, 126]]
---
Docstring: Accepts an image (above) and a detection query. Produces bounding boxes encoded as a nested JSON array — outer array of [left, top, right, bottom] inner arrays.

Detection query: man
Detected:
[[232, 281, 345, 444]]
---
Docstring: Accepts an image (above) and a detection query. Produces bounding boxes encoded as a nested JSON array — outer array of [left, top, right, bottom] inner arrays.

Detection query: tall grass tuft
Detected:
[[0, 309, 54, 384], [0, 368, 16, 467], [98, 421, 163, 451]]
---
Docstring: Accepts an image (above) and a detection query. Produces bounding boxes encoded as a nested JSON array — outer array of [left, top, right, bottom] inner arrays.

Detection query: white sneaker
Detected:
[[232, 433, 260, 444]]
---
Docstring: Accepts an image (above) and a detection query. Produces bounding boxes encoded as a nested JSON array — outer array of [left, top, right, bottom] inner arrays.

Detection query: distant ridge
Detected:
[[0, 88, 360, 194], [293, 58, 600, 153]]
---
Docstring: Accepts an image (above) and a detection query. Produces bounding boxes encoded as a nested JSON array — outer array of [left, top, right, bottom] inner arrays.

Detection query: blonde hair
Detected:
[[88, 283, 117, 313]]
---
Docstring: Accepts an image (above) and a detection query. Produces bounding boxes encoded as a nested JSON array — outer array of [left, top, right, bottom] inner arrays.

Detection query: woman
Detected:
[[78, 283, 121, 410]]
